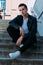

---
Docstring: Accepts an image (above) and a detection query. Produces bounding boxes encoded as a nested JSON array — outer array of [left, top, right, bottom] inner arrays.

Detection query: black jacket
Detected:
[[9, 14, 37, 43]]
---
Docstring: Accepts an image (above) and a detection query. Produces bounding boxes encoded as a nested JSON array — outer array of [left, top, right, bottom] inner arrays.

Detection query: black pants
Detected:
[[7, 25, 34, 53]]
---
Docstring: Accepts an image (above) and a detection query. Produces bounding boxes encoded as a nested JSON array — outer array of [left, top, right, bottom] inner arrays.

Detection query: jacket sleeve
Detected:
[[9, 15, 20, 29], [25, 17, 37, 38]]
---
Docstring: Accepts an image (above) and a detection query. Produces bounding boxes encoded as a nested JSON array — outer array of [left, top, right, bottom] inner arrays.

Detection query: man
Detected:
[[7, 3, 37, 59]]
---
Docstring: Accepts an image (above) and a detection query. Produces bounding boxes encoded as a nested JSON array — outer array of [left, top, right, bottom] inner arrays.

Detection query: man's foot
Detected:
[[9, 51, 21, 59]]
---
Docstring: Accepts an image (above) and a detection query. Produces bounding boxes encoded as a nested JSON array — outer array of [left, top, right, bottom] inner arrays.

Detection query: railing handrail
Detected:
[[38, 11, 43, 19]]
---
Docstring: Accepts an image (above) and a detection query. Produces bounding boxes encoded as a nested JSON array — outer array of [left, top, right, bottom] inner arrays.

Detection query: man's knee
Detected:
[[7, 25, 15, 33], [7, 25, 11, 33]]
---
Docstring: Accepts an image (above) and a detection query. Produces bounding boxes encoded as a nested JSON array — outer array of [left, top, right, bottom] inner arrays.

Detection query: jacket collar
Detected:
[[19, 14, 32, 26]]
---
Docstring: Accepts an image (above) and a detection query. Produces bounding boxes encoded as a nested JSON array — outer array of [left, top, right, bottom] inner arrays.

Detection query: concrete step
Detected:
[[0, 31, 43, 38], [0, 46, 16, 50], [0, 31, 43, 42], [0, 20, 9, 22], [0, 40, 43, 48], [0, 49, 43, 56], [0, 37, 12, 43], [0, 40, 43, 53], [0, 48, 42, 53], [2, 48, 40, 54], [0, 32, 10, 37], [0, 35, 43, 42], [0, 57, 43, 65], [0, 43, 15, 46], [0, 20, 43, 65], [0, 43, 43, 51], [0, 51, 43, 58], [0, 42, 43, 49]]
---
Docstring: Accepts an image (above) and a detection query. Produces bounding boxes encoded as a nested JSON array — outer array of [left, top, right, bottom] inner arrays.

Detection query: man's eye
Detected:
[[20, 10, 22, 11], [22, 9, 24, 10], [19, 9, 24, 11]]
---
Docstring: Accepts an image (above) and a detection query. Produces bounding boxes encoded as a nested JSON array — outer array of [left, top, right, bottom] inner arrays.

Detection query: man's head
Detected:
[[18, 3, 28, 16]]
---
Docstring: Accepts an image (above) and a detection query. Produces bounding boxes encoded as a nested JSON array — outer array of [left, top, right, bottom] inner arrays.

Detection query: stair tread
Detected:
[[0, 37, 12, 40], [0, 49, 43, 54], [0, 42, 43, 47], [0, 43, 43, 47], [0, 43, 15, 46], [0, 37, 43, 42], [0, 57, 43, 61]]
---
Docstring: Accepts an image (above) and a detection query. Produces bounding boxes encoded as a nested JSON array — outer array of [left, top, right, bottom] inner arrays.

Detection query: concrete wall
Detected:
[[5, 0, 28, 20]]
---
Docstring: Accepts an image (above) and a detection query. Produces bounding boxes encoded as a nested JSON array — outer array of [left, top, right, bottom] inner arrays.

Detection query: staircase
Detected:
[[0, 20, 43, 65]]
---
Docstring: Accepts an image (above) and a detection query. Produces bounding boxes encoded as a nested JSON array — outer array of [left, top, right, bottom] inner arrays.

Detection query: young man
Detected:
[[7, 3, 37, 59]]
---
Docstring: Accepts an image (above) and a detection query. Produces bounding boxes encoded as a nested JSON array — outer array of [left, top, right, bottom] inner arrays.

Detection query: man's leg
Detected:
[[19, 36, 33, 53], [9, 36, 34, 59], [7, 25, 20, 43]]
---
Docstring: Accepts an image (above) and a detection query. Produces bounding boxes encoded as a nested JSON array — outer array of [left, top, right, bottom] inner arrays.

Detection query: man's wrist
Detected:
[[21, 35, 24, 39], [19, 27, 21, 32]]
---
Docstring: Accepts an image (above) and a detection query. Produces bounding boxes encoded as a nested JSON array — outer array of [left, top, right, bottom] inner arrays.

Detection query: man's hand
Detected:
[[16, 35, 23, 46], [19, 27, 24, 36]]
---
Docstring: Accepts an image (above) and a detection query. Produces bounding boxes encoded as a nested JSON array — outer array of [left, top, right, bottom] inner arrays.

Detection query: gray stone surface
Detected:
[[0, 20, 43, 65]]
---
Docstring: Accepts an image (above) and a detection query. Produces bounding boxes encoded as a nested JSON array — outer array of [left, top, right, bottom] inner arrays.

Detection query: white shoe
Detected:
[[9, 51, 21, 59]]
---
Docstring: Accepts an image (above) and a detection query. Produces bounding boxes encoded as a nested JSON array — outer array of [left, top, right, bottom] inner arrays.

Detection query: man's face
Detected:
[[18, 6, 28, 16]]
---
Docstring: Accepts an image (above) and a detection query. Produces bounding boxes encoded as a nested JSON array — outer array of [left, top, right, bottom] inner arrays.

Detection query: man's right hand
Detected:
[[16, 35, 24, 46], [19, 27, 24, 36]]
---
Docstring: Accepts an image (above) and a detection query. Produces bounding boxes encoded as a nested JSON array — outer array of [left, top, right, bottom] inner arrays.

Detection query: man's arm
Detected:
[[16, 35, 24, 46], [9, 15, 20, 29]]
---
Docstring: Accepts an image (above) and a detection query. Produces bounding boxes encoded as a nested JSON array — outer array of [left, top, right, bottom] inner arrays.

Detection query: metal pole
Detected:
[[3, 9, 5, 20]]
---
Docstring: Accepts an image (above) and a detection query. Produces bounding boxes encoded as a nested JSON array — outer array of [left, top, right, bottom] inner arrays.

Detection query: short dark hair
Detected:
[[18, 3, 27, 9]]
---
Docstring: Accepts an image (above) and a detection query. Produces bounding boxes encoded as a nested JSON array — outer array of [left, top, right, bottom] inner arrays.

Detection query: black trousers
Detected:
[[7, 25, 34, 53]]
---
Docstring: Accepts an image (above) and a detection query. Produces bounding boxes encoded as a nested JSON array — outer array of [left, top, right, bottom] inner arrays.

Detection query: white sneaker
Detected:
[[9, 51, 21, 59]]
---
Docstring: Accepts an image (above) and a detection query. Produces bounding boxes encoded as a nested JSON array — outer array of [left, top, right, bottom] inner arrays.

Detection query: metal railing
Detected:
[[38, 11, 43, 19]]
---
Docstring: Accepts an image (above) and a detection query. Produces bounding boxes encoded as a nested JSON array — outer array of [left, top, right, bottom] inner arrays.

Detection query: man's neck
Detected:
[[23, 13, 28, 19]]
